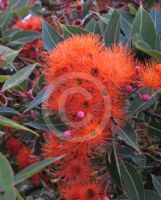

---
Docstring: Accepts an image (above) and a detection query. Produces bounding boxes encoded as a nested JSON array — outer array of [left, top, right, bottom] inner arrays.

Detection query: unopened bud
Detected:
[[125, 85, 133, 93], [64, 130, 73, 137], [76, 111, 85, 118], [141, 94, 151, 102]]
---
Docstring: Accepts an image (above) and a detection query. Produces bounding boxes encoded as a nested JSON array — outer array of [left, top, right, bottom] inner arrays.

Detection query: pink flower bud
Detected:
[[64, 130, 73, 137], [141, 94, 151, 102], [76, 111, 85, 118], [125, 85, 133, 93]]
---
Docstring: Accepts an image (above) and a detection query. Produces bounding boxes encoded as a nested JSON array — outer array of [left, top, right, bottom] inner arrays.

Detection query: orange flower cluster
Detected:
[[42, 34, 136, 199], [15, 16, 42, 60], [141, 62, 161, 90]]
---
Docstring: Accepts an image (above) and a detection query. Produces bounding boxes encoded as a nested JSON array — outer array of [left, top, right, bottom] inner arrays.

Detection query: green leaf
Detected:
[[0, 75, 9, 83], [0, 106, 20, 114], [104, 9, 120, 46], [150, 8, 161, 36], [94, 22, 102, 35], [8, 0, 20, 10], [42, 21, 63, 51], [14, 155, 65, 185], [128, 5, 137, 16], [132, 5, 157, 49], [135, 41, 161, 61], [118, 10, 134, 40], [120, 162, 144, 200], [9, 31, 41, 48], [85, 19, 97, 32], [25, 87, 50, 112], [17, 6, 31, 18], [15, 189, 24, 200], [151, 175, 161, 196], [91, 11, 111, 26], [0, 115, 39, 136], [106, 142, 124, 190], [0, 45, 19, 65], [2, 64, 36, 91], [120, 147, 146, 166], [0, 153, 15, 200], [117, 124, 139, 151], [0, 11, 12, 34], [145, 190, 161, 200], [6, 28, 21, 40], [62, 25, 89, 38]]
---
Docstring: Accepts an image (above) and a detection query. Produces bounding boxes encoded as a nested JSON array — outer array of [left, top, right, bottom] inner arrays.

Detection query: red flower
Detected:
[[16, 145, 40, 185], [141, 62, 161, 90], [15, 16, 42, 32], [16, 145, 31, 169], [105, 45, 135, 88], [6, 137, 21, 156], [73, 121, 111, 155], [15, 16, 43, 60], [61, 181, 104, 200], [57, 156, 92, 184], [42, 134, 65, 160]]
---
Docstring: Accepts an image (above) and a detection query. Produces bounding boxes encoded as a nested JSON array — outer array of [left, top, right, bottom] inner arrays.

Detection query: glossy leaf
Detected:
[[0, 106, 20, 114], [15, 189, 24, 200], [106, 142, 123, 190], [14, 155, 65, 185], [132, 5, 157, 49], [120, 147, 146, 166], [91, 11, 112, 26], [120, 162, 144, 200], [42, 21, 63, 51], [0, 115, 39, 136], [25, 87, 50, 112], [62, 25, 89, 38], [85, 19, 97, 32], [104, 9, 120, 46], [2, 64, 36, 91], [151, 175, 161, 196], [150, 8, 161, 36], [9, 31, 41, 48], [115, 124, 139, 151], [118, 10, 134, 40], [8, 0, 20, 10], [0, 153, 15, 200], [0, 45, 19, 65], [135, 41, 161, 61], [0, 11, 12, 33]]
